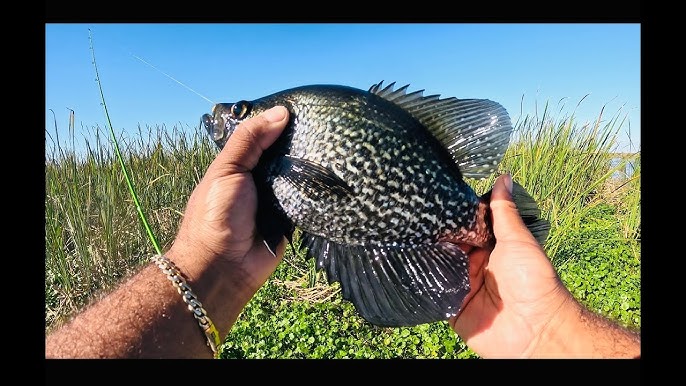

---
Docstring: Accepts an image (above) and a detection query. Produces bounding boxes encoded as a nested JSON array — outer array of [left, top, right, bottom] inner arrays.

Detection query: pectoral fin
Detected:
[[277, 155, 354, 200]]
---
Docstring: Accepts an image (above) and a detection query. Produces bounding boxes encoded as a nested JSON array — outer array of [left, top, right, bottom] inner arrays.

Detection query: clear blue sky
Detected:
[[46, 23, 640, 154]]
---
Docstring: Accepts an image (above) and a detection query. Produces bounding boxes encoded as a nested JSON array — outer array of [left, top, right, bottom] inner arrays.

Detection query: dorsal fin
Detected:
[[369, 81, 513, 179]]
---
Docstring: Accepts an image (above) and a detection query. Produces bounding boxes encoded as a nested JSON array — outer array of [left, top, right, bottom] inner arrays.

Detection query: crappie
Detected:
[[201, 81, 549, 327]]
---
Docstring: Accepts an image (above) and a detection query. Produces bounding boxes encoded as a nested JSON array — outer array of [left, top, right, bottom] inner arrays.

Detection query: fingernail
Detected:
[[500, 173, 513, 194], [262, 106, 287, 123]]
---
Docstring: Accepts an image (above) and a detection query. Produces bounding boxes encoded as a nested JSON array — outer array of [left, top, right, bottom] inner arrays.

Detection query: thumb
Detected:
[[209, 106, 289, 176], [489, 174, 539, 245]]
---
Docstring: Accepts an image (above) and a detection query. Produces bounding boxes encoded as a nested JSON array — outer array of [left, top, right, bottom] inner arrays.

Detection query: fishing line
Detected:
[[129, 52, 215, 105]]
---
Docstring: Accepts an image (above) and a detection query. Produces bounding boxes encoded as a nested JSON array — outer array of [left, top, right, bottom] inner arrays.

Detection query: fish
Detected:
[[201, 81, 550, 327]]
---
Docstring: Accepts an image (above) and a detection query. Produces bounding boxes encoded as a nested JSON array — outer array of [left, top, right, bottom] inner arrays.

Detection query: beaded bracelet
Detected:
[[151, 254, 221, 358]]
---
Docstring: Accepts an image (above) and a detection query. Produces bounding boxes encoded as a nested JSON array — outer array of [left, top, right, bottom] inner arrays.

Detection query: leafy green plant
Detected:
[[555, 204, 641, 329]]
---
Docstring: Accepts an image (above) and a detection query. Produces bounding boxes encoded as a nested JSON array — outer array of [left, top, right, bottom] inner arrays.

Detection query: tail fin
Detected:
[[482, 180, 550, 246], [511, 181, 550, 246]]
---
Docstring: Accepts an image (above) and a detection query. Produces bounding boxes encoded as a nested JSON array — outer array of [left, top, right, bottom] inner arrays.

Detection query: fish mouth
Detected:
[[202, 111, 225, 142]]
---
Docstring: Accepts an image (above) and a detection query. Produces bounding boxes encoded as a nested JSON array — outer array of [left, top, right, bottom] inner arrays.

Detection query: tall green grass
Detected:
[[45, 123, 215, 327], [469, 100, 640, 263], [45, 107, 641, 331]]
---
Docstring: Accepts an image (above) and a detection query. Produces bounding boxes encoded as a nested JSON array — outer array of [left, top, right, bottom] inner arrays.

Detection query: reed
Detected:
[[469, 98, 639, 263]]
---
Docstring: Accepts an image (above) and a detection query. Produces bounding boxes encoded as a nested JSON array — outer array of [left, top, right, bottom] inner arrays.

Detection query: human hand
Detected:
[[167, 106, 290, 299], [450, 174, 574, 358]]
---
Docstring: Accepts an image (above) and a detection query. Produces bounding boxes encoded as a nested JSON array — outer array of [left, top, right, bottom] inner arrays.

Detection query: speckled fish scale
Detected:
[[202, 81, 549, 327]]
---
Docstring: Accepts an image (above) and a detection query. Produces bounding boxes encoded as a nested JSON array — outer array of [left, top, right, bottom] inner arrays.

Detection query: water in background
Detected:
[[610, 154, 638, 179]]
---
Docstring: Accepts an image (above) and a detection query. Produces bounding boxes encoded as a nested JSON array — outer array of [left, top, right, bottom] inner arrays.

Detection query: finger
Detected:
[[489, 174, 539, 245], [210, 106, 289, 175]]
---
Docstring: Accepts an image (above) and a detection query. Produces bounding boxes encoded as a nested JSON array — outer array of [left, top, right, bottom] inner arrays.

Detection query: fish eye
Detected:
[[230, 101, 251, 119]]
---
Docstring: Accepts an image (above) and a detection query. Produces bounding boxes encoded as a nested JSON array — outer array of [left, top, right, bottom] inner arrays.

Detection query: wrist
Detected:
[[163, 245, 254, 338], [524, 291, 583, 358], [526, 291, 640, 358], [149, 254, 222, 356]]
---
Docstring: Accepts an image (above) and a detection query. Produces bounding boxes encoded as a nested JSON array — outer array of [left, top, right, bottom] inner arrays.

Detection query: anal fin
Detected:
[[301, 233, 470, 327]]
